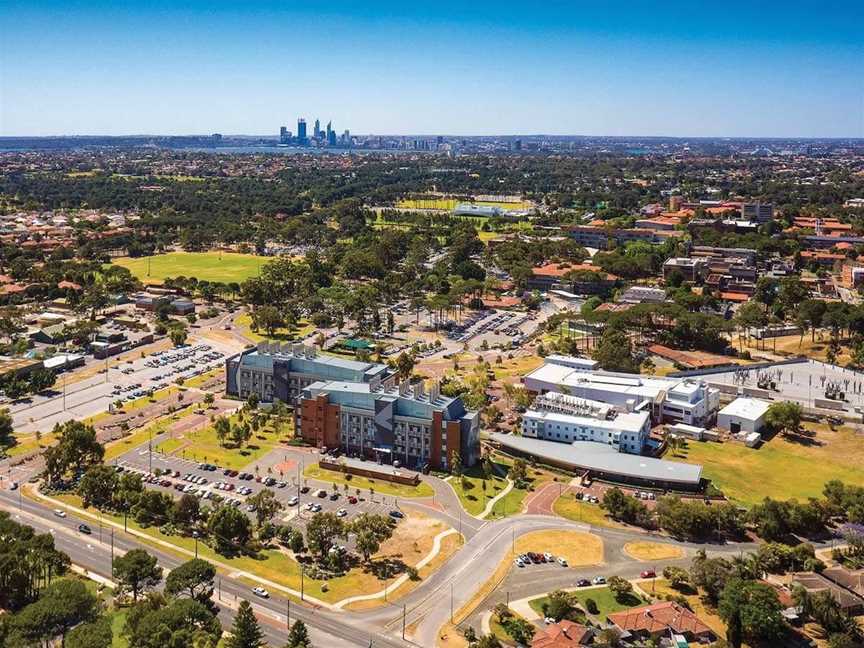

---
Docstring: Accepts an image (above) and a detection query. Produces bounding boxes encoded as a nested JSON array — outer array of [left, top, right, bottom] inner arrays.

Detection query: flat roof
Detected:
[[719, 397, 771, 420], [526, 407, 649, 434], [491, 432, 702, 485]]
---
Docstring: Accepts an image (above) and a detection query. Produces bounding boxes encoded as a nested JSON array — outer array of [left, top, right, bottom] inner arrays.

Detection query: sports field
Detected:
[[110, 251, 269, 284], [397, 198, 532, 211]]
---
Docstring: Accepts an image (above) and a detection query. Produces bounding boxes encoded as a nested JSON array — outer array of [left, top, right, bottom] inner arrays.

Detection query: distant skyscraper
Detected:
[[325, 121, 335, 146], [297, 118, 307, 145], [279, 126, 289, 144], [313, 119, 321, 139]]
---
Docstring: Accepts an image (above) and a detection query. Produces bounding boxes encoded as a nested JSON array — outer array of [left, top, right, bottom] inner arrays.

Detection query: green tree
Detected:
[[43, 420, 104, 484], [607, 575, 634, 602], [208, 505, 252, 553], [0, 407, 13, 443], [226, 600, 265, 648], [113, 549, 162, 601], [248, 488, 283, 527], [718, 578, 785, 645], [65, 616, 112, 648], [214, 415, 231, 447], [284, 619, 312, 648], [77, 464, 119, 510], [11, 579, 98, 646], [592, 328, 639, 373], [165, 558, 216, 605], [350, 513, 396, 562], [765, 401, 803, 436], [305, 511, 346, 559]]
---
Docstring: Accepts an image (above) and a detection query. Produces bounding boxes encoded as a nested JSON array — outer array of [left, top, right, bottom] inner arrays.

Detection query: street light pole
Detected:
[[402, 604, 406, 640], [301, 565, 305, 601]]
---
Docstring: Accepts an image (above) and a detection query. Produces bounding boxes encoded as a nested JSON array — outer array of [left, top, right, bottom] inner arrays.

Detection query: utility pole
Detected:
[[450, 582, 454, 623], [301, 565, 305, 601], [218, 578, 221, 601], [402, 604, 406, 640], [286, 599, 290, 629]]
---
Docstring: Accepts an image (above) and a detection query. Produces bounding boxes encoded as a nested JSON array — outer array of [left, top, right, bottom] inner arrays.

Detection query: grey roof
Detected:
[[491, 432, 702, 485]]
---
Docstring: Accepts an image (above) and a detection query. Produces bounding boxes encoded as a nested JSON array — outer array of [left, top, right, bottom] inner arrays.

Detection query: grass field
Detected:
[[516, 530, 604, 566], [110, 251, 269, 284], [235, 312, 316, 343], [303, 463, 435, 498], [448, 463, 509, 516], [552, 495, 627, 529], [397, 198, 532, 211], [678, 424, 864, 505], [571, 586, 646, 618], [623, 541, 684, 561], [155, 413, 291, 470]]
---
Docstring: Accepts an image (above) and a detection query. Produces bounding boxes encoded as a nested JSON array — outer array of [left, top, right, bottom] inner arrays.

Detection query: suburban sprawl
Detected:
[[2, 137, 864, 648]]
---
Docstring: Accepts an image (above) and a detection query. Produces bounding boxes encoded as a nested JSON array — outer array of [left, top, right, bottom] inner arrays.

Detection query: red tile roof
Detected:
[[531, 620, 591, 648], [607, 601, 713, 637]]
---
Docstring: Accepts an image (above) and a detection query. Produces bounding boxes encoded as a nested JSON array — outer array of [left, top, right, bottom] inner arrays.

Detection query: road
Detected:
[[0, 487, 409, 648]]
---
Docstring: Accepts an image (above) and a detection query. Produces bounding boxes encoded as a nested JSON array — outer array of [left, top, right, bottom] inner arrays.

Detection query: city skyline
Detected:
[[1, 0, 863, 138]]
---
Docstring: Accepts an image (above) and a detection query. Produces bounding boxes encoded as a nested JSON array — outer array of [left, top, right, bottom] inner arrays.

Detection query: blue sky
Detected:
[[1, 1, 862, 137]]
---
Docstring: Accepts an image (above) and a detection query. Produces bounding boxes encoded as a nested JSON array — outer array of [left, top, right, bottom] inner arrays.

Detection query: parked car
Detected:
[[389, 510, 404, 519], [336, 508, 348, 518], [640, 570, 656, 579], [576, 579, 590, 587], [592, 576, 606, 585], [557, 557, 568, 567], [288, 496, 299, 506]]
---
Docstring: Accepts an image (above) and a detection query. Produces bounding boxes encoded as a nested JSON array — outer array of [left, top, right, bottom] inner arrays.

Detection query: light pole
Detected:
[[300, 565, 305, 601], [193, 531, 199, 558]]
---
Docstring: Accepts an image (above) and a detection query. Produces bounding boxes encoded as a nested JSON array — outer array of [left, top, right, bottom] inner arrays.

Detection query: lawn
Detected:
[[552, 495, 627, 529], [571, 586, 646, 618], [515, 530, 604, 566], [155, 412, 291, 470], [303, 463, 434, 499], [487, 457, 553, 519], [448, 463, 509, 516], [622, 541, 684, 561], [678, 424, 864, 505], [234, 312, 316, 343], [49, 492, 450, 607], [110, 251, 269, 285], [103, 406, 197, 462]]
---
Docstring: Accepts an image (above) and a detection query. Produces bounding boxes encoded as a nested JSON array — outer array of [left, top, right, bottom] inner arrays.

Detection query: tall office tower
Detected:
[[279, 126, 288, 144], [313, 119, 321, 139], [297, 118, 307, 144], [341, 129, 351, 145]]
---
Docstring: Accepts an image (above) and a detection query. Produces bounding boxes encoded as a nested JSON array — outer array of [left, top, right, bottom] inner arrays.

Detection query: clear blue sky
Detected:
[[2, 1, 862, 137]]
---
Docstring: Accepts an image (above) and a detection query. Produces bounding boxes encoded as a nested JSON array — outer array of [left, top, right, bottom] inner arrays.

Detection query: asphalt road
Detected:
[[0, 488, 409, 648]]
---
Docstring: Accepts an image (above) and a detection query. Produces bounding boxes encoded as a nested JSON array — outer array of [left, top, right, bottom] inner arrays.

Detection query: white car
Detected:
[[288, 496, 299, 506], [336, 508, 347, 518], [251, 587, 269, 598], [543, 552, 554, 562], [53, 509, 66, 518], [557, 557, 568, 567], [592, 576, 606, 585], [514, 558, 525, 568]]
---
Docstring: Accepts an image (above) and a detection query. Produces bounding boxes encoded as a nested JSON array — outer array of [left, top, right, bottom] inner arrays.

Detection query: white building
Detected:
[[523, 356, 720, 427], [717, 397, 770, 434], [522, 392, 651, 454]]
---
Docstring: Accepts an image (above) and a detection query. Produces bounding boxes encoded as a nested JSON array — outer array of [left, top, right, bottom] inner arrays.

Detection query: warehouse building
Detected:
[[717, 397, 771, 434], [225, 342, 395, 405], [296, 379, 479, 470]]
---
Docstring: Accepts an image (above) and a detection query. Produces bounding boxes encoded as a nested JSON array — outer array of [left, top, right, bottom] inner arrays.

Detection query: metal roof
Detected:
[[491, 432, 702, 485]]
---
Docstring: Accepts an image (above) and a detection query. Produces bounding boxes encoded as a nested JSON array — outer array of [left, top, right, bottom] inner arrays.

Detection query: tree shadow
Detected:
[[362, 556, 408, 580]]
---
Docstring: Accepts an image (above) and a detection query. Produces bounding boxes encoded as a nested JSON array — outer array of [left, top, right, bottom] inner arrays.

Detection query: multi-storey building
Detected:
[[296, 379, 480, 470], [225, 343, 395, 405], [521, 392, 651, 454], [523, 356, 720, 428]]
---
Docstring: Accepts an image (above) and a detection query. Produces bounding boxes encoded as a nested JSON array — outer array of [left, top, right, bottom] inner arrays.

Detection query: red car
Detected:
[[640, 570, 656, 579], [348, 496, 358, 504]]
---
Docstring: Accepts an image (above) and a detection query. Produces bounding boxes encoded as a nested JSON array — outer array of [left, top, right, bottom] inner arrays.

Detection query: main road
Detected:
[[0, 480, 766, 648]]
